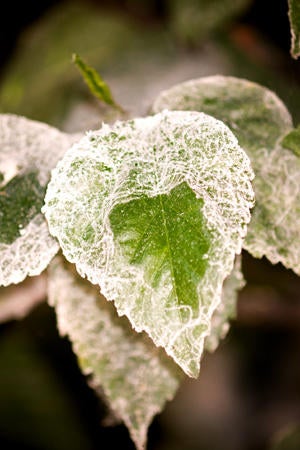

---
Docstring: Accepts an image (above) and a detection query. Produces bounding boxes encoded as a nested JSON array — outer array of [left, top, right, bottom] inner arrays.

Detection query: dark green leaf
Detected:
[[0, 172, 46, 245]]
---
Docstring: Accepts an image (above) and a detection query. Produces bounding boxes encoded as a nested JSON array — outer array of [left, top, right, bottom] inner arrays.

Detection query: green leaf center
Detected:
[[109, 182, 211, 312]]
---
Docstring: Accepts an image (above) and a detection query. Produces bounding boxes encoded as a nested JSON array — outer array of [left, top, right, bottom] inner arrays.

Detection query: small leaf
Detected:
[[288, 0, 300, 59], [0, 114, 80, 286], [43, 110, 254, 377], [72, 53, 124, 113], [48, 255, 183, 450], [152, 76, 300, 274], [281, 124, 300, 156]]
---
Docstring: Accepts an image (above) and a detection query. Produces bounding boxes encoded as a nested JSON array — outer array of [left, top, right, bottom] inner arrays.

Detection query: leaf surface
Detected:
[[288, 0, 300, 59], [152, 76, 300, 274], [48, 255, 183, 450], [43, 110, 254, 376], [0, 114, 79, 286]]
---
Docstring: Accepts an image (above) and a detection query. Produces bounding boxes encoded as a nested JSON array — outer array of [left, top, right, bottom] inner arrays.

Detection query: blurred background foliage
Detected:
[[0, 1, 300, 449]]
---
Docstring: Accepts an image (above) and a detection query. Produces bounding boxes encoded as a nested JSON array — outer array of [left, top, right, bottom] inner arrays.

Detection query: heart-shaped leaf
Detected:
[[48, 255, 183, 450], [0, 114, 80, 286], [152, 76, 300, 274], [43, 110, 254, 377]]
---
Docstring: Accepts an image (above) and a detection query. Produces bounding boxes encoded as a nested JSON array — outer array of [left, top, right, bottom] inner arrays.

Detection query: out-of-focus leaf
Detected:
[[0, 114, 79, 286], [72, 54, 124, 113], [43, 110, 254, 377], [152, 75, 292, 154], [288, 0, 300, 59], [48, 255, 183, 450], [167, 0, 251, 44], [282, 125, 300, 156], [152, 76, 300, 274]]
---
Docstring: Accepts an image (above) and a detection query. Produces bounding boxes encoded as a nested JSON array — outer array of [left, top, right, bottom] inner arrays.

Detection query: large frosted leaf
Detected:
[[0, 114, 79, 286], [48, 255, 183, 450], [152, 76, 300, 273], [43, 110, 254, 377], [288, 0, 300, 59]]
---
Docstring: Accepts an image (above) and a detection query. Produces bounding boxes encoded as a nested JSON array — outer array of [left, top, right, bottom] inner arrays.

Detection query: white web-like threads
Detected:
[[0, 114, 80, 285], [44, 110, 254, 376]]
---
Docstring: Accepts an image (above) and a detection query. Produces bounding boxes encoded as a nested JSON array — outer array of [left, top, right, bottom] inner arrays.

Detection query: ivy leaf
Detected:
[[48, 255, 183, 450], [72, 53, 124, 113], [288, 0, 300, 59], [205, 256, 244, 352], [43, 110, 254, 377], [281, 124, 300, 156], [0, 114, 80, 286], [151, 76, 300, 274]]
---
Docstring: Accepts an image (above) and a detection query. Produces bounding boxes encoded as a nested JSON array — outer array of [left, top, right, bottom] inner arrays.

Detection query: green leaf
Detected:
[[0, 172, 46, 244], [288, 0, 300, 59], [72, 53, 124, 113], [48, 255, 183, 450], [151, 76, 300, 274], [282, 124, 300, 156], [43, 110, 254, 377], [0, 114, 80, 286], [108, 182, 211, 313]]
